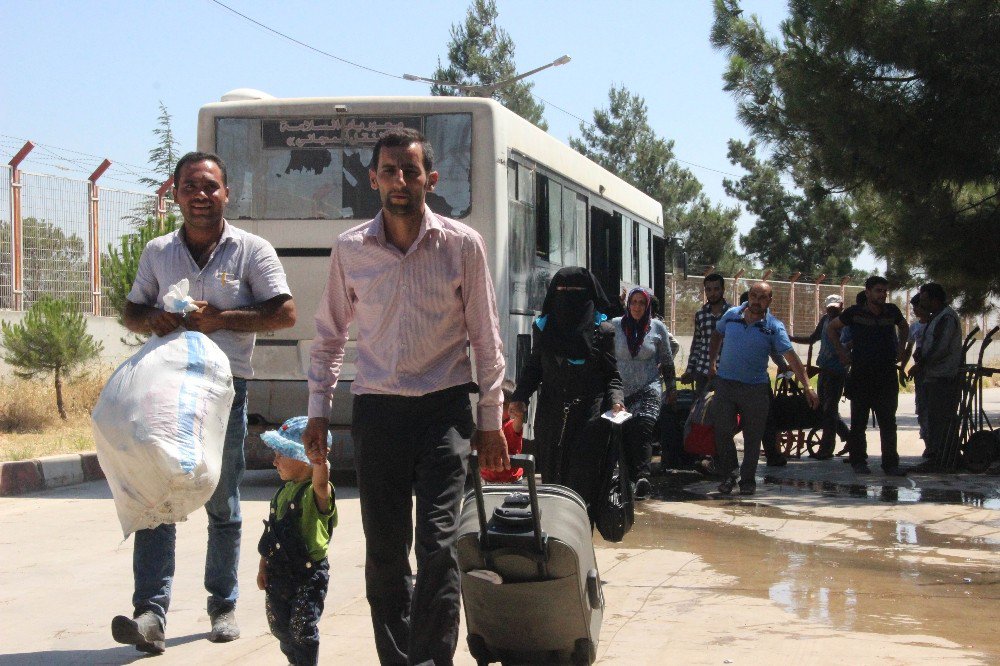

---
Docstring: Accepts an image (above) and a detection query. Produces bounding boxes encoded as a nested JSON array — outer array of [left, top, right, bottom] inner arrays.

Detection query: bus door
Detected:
[[590, 206, 622, 307]]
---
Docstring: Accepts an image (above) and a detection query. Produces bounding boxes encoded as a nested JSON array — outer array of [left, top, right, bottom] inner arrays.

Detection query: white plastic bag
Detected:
[[93, 329, 235, 537], [163, 278, 199, 314]]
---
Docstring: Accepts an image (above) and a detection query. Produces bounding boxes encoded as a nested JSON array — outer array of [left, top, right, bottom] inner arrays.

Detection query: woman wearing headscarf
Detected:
[[613, 287, 675, 500], [510, 267, 624, 521]]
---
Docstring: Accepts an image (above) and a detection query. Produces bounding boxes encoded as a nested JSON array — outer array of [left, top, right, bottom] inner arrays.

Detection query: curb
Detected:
[[0, 451, 105, 497]]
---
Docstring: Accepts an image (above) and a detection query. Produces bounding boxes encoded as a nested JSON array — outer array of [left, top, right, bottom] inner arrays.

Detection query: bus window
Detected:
[[631, 221, 641, 284], [639, 225, 651, 286], [508, 161, 535, 314], [561, 187, 578, 266], [517, 161, 534, 205], [535, 175, 564, 263], [216, 113, 472, 220], [547, 181, 562, 265], [570, 193, 587, 267], [621, 214, 633, 285], [425, 114, 471, 218]]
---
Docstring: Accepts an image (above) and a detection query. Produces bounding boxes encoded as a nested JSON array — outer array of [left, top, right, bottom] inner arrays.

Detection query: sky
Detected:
[[0, 0, 878, 270]]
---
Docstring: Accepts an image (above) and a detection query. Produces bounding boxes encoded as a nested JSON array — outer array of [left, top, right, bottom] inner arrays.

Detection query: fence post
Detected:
[[814, 273, 826, 327], [731, 268, 745, 305], [156, 176, 173, 230], [839, 276, 850, 305], [788, 272, 801, 335], [8, 141, 34, 311], [88, 159, 112, 316], [669, 271, 677, 334]]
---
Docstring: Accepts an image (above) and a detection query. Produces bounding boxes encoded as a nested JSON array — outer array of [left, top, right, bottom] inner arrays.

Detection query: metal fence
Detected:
[[21, 171, 91, 311], [664, 267, 999, 340], [1, 164, 175, 316], [97, 187, 171, 317]]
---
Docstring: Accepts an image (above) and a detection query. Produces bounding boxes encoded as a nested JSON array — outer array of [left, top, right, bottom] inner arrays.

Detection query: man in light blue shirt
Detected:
[[113, 152, 296, 654], [704, 282, 818, 494]]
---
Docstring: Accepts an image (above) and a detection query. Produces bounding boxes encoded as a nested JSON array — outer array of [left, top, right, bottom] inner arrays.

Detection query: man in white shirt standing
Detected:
[[303, 129, 507, 665]]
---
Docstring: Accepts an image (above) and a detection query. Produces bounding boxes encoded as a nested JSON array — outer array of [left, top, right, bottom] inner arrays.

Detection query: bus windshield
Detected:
[[217, 113, 472, 220]]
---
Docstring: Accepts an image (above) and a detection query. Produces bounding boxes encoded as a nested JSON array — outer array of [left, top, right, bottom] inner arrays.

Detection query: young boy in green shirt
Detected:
[[257, 416, 337, 666]]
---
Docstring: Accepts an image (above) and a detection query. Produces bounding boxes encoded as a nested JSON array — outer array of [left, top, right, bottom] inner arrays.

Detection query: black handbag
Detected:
[[770, 375, 820, 432], [595, 423, 634, 543]]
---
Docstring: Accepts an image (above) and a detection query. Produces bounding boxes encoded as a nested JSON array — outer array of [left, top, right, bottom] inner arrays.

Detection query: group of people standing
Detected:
[[108, 126, 966, 665], [683, 271, 965, 490]]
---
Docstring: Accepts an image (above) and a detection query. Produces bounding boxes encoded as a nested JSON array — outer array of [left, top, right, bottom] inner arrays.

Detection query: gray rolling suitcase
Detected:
[[458, 453, 603, 665]]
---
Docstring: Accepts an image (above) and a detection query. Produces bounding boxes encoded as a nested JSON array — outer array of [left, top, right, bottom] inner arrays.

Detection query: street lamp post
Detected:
[[403, 55, 571, 97]]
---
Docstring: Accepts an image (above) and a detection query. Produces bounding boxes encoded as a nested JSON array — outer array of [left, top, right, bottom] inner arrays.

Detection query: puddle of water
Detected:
[[616, 496, 1000, 659], [759, 476, 1000, 509]]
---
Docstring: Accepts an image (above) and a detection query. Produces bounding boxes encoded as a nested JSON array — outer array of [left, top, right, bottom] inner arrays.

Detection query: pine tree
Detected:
[[724, 139, 859, 278], [711, 0, 1000, 309], [103, 214, 179, 332], [571, 85, 738, 267], [1, 297, 103, 419], [140, 101, 179, 191], [431, 0, 548, 130]]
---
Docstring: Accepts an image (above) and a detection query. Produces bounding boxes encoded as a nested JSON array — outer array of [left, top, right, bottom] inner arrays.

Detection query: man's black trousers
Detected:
[[352, 385, 474, 666]]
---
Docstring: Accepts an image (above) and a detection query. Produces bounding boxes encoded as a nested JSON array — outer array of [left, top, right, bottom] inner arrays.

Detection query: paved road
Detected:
[[1, 390, 998, 664]]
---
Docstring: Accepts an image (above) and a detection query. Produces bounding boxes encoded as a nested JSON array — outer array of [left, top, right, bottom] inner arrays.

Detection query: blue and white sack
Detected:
[[93, 325, 234, 537]]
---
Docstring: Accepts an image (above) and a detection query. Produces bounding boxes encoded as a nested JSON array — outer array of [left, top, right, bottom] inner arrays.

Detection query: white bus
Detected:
[[197, 90, 666, 467]]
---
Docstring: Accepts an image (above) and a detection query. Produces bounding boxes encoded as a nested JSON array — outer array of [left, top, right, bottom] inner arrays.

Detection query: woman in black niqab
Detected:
[[510, 267, 624, 524], [539, 267, 612, 360]]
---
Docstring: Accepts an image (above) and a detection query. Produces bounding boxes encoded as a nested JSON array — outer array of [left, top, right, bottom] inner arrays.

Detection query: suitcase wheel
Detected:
[[468, 633, 492, 665], [572, 638, 597, 665]]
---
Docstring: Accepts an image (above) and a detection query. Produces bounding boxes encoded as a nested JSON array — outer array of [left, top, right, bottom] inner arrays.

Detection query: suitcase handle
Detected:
[[470, 452, 545, 555]]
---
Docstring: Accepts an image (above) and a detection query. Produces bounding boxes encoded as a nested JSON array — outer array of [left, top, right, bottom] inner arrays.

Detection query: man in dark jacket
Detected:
[[827, 276, 909, 476], [908, 282, 964, 470]]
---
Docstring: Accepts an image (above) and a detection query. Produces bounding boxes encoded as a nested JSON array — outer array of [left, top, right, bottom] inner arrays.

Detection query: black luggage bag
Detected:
[[457, 453, 603, 665], [657, 380, 699, 469]]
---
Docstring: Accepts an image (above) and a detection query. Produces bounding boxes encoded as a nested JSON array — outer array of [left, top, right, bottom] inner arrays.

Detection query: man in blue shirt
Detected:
[[704, 282, 818, 494]]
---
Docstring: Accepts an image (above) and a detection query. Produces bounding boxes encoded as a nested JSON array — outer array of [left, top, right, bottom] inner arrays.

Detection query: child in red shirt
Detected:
[[481, 394, 524, 484]]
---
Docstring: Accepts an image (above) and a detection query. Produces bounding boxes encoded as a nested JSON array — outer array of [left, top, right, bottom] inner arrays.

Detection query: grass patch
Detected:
[[0, 370, 108, 462]]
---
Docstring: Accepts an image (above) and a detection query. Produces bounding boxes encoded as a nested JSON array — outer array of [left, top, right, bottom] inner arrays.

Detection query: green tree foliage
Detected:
[[571, 84, 739, 268], [711, 0, 1000, 310], [724, 139, 859, 277], [1, 297, 102, 419], [140, 101, 180, 191], [431, 0, 548, 130], [0, 217, 89, 308], [103, 214, 179, 330], [678, 197, 740, 271]]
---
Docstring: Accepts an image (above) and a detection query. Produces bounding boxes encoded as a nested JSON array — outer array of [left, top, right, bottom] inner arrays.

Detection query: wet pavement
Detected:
[[0, 389, 997, 664], [594, 387, 1000, 663], [629, 479, 1000, 659]]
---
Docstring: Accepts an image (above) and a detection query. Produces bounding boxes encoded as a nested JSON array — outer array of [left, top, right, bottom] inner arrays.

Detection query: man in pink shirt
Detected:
[[303, 128, 507, 665]]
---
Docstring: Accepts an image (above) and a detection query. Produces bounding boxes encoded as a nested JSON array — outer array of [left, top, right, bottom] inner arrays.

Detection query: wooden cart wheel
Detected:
[[804, 427, 824, 458]]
